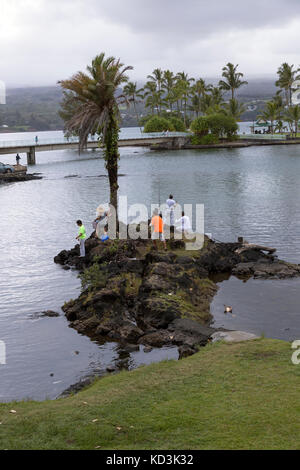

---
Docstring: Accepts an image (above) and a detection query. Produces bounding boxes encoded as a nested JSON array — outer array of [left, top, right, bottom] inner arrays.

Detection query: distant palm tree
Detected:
[[123, 81, 144, 129], [143, 81, 161, 115], [189, 95, 202, 118], [59, 52, 132, 213], [163, 70, 175, 111], [222, 98, 246, 120], [258, 100, 280, 134], [147, 69, 164, 113], [175, 72, 194, 124], [191, 79, 213, 116], [276, 63, 300, 107], [201, 87, 224, 115], [210, 87, 224, 106], [284, 105, 300, 136], [219, 63, 248, 100]]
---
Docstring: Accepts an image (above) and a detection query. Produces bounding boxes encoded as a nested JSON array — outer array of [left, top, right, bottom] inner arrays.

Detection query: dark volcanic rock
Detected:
[[41, 310, 60, 318], [55, 235, 300, 359], [0, 174, 42, 183], [232, 260, 300, 279], [178, 345, 198, 359]]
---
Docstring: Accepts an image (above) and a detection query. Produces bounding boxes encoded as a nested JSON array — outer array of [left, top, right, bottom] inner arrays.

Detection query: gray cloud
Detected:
[[1, 0, 300, 87], [96, 0, 300, 37]]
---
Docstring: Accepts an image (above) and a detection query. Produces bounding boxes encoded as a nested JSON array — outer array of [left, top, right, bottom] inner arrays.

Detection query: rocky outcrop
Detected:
[[0, 173, 42, 183], [232, 260, 300, 279], [55, 235, 300, 358]]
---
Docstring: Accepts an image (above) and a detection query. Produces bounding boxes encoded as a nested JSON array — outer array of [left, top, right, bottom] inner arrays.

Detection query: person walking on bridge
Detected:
[[76, 220, 86, 257]]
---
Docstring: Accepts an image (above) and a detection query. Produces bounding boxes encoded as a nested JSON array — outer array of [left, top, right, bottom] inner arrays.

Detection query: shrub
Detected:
[[144, 116, 175, 133], [190, 113, 238, 141], [139, 115, 153, 127], [168, 117, 186, 132], [190, 116, 209, 136], [206, 113, 238, 139]]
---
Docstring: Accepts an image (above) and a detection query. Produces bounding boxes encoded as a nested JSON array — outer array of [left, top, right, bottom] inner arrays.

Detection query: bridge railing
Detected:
[[240, 133, 287, 141], [0, 132, 190, 149]]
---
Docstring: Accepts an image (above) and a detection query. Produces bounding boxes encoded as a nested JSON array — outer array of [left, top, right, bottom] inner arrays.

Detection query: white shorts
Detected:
[[151, 232, 165, 241]]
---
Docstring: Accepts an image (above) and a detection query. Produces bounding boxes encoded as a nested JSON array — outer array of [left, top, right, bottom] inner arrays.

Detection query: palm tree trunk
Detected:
[[133, 101, 142, 132], [104, 111, 120, 216]]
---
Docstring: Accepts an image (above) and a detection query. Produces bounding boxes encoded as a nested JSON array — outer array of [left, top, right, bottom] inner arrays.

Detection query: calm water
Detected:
[[1, 127, 300, 401]]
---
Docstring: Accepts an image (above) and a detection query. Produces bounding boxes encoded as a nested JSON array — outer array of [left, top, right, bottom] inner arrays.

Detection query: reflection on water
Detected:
[[1, 132, 300, 401]]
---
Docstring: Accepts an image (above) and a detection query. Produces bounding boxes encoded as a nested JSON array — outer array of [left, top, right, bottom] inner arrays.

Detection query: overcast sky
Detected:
[[1, 0, 300, 87]]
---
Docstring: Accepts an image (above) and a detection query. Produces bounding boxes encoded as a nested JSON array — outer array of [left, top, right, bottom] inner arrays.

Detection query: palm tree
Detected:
[[147, 68, 164, 113], [143, 81, 161, 115], [175, 72, 194, 124], [222, 98, 246, 120], [59, 52, 132, 213], [258, 100, 280, 134], [284, 105, 300, 136], [276, 63, 300, 107], [123, 81, 143, 129], [191, 79, 212, 116], [219, 63, 248, 100], [163, 70, 175, 111], [201, 87, 224, 115], [189, 95, 202, 118], [210, 87, 224, 106]]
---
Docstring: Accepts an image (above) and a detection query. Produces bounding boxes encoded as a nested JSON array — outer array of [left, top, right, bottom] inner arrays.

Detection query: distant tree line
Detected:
[[258, 63, 300, 135], [122, 63, 248, 133]]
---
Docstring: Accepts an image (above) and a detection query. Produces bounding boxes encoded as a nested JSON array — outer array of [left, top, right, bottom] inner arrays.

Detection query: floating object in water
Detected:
[[224, 305, 233, 314]]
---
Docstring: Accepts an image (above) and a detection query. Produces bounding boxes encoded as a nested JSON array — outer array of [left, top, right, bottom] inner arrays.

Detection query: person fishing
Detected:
[[93, 205, 111, 238], [166, 194, 176, 227], [100, 224, 110, 242], [175, 211, 192, 235], [151, 209, 167, 251], [76, 220, 86, 257]]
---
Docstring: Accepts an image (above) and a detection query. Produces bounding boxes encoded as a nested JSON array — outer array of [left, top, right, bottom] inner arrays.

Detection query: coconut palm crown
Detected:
[[59, 53, 133, 212], [219, 63, 248, 100]]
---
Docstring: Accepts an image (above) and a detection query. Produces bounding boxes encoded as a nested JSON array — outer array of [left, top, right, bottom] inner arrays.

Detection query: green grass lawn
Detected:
[[0, 338, 300, 450]]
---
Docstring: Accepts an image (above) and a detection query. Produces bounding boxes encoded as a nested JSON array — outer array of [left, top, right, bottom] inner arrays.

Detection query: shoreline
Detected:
[[0, 338, 298, 450]]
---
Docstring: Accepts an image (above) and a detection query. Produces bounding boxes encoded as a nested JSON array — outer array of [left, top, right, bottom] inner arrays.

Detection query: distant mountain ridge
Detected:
[[0, 78, 279, 132]]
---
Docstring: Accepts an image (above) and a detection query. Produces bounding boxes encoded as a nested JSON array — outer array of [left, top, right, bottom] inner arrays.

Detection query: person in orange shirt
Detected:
[[151, 210, 167, 250]]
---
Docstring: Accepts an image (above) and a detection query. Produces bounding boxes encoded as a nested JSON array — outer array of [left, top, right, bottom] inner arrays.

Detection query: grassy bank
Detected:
[[0, 338, 299, 450]]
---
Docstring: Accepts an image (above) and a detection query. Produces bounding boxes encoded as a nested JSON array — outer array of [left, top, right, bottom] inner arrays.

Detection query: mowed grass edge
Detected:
[[0, 338, 300, 450]]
